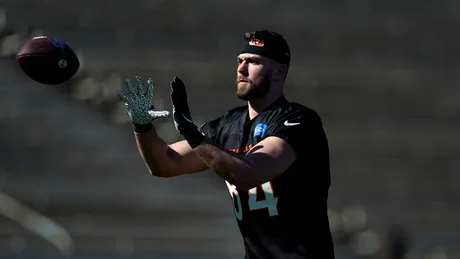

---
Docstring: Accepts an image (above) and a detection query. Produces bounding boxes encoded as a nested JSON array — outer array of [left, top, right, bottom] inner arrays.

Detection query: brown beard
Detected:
[[235, 74, 271, 101]]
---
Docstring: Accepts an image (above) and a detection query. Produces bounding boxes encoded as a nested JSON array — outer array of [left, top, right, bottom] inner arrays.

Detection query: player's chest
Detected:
[[218, 113, 286, 221], [218, 113, 276, 152]]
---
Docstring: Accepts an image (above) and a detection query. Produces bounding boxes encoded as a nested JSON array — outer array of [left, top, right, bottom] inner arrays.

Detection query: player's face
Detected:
[[236, 53, 273, 101]]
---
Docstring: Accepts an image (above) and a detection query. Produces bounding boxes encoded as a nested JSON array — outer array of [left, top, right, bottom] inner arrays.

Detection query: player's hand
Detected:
[[170, 76, 204, 148], [170, 76, 197, 134], [117, 76, 170, 126]]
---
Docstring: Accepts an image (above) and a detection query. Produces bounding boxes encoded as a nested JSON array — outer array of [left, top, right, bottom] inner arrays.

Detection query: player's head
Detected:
[[236, 30, 291, 101]]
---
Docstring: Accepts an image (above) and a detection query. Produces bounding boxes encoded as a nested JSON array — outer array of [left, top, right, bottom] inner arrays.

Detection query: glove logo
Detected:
[[254, 123, 267, 138]]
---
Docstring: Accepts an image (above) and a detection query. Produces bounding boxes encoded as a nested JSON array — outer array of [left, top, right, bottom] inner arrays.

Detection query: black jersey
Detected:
[[200, 96, 334, 259]]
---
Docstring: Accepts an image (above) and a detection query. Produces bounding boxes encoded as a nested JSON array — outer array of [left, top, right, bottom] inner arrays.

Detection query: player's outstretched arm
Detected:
[[169, 76, 297, 189], [135, 134, 208, 177], [117, 76, 208, 177], [194, 137, 296, 190]]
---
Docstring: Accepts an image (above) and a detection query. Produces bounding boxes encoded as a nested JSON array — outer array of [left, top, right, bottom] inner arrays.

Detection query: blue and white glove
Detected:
[[116, 76, 170, 133]]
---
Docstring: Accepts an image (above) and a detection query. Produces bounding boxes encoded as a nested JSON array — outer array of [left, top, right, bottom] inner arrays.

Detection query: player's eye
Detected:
[[247, 58, 260, 64]]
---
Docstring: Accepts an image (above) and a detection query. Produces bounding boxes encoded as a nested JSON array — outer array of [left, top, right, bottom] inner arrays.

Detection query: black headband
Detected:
[[239, 30, 291, 66]]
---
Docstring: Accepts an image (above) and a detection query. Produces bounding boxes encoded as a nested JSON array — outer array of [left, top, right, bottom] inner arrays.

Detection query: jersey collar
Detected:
[[243, 95, 288, 124], [262, 95, 288, 112]]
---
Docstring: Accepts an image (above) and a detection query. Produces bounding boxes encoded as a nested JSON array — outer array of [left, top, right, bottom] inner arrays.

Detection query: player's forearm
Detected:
[[134, 130, 177, 177], [193, 138, 258, 189]]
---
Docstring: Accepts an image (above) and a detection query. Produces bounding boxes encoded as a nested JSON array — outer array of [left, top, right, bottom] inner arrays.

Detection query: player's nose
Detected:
[[237, 63, 248, 76]]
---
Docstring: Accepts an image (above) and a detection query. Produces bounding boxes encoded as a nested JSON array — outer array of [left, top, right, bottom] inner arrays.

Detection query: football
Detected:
[[16, 36, 80, 85]]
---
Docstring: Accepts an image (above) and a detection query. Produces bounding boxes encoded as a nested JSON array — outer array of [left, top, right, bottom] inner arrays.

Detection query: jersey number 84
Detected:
[[226, 181, 279, 220]]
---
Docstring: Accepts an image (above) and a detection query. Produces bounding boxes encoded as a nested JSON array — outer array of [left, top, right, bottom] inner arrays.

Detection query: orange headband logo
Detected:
[[249, 39, 264, 47]]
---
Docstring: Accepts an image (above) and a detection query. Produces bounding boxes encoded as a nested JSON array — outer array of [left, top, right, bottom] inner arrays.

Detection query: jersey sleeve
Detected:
[[199, 117, 221, 142], [266, 110, 323, 155]]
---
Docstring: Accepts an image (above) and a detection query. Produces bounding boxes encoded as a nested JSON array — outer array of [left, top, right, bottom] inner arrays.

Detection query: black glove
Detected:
[[170, 76, 204, 148]]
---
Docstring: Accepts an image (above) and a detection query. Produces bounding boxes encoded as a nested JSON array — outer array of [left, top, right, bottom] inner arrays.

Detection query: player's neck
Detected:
[[247, 93, 283, 120]]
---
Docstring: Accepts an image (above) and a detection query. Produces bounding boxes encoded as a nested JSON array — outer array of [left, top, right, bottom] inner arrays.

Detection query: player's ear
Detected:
[[273, 64, 288, 81]]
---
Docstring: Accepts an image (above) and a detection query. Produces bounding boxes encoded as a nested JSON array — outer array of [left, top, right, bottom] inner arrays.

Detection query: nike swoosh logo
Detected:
[[284, 120, 300, 126], [182, 114, 193, 123]]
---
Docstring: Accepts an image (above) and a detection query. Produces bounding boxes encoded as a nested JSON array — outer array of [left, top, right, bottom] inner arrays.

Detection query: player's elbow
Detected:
[[144, 164, 177, 178], [148, 169, 173, 178], [146, 162, 191, 178], [142, 153, 182, 178]]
